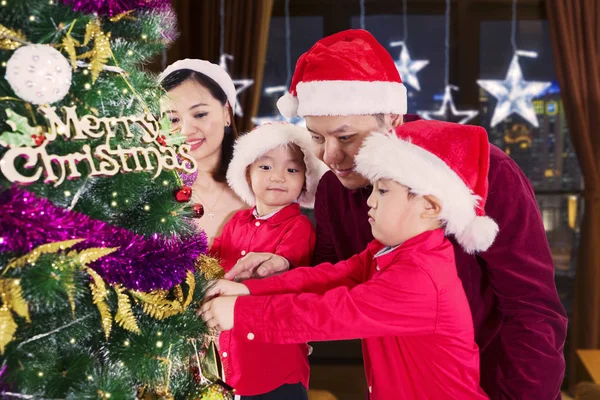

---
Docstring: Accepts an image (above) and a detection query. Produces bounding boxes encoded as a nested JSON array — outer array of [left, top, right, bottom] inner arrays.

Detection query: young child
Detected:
[[201, 120, 498, 399], [209, 122, 327, 399]]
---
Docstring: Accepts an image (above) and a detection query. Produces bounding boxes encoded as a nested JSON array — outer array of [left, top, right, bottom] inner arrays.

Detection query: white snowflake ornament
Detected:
[[5, 44, 72, 105]]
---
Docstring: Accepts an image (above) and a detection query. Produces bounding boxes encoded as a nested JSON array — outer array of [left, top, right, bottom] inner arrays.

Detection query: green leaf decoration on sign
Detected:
[[159, 114, 186, 147], [0, 109, 43, 148]]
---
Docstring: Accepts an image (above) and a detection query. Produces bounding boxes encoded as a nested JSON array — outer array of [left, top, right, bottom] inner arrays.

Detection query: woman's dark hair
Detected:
[[161, 69, 238, 183]]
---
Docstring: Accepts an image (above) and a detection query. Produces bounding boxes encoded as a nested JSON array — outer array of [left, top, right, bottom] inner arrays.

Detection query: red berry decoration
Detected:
[[174, 186, 193, 203], [157, 135, 167, 146], [192, 203, 204, 218], [31, 134, 45, 146]]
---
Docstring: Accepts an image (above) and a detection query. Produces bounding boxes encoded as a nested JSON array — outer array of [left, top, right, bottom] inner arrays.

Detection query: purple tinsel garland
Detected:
[[61, 0, 171, 17], [0, 188, 207, 292]]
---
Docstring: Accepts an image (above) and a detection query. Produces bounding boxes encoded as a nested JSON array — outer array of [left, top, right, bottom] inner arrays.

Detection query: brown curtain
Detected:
[[546, 0, 600, 388], [168, 0, 274, 132]]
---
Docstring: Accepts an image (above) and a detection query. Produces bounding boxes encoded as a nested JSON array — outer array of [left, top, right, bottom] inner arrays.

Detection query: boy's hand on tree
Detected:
[[204, 279, 250, 301], [198, 296, 237, 332]]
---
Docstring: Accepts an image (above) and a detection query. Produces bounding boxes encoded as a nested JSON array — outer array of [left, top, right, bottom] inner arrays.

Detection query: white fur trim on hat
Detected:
[[355, 132, 498, 253], [278, 80, 407, 117], [159, 58, 237, 111], [226, 123, 328, 208], [455, 215, 499, 254], [277, 92, 300, 119]]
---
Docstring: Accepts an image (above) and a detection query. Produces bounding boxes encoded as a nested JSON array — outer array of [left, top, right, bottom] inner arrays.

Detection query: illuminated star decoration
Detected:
[[390, 41, 429, 91], [219, 54, 254, 117], [477, 50, 551, 128], [417, 85, 479, 124], [252, 85, 306, 128]]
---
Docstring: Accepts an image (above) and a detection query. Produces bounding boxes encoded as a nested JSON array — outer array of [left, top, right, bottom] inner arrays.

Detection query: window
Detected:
[[350, 15, 446, 113], [479, 21, 581, 302], [255, 16, 324, 123]]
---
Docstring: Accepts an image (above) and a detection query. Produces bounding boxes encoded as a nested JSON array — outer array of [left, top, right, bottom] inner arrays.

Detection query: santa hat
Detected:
[[226, 123, 328, 208], [159, 58, 237, 110], [277, 29, 406, 118], [355, 120, 499, 253]]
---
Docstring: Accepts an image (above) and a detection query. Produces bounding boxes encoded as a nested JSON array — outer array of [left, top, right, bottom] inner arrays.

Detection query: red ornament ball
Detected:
[[192, 203, 204, 218], [174, 186, 192, 203]]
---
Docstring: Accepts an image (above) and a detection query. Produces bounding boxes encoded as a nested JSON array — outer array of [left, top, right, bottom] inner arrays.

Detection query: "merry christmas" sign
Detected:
[[0, 106, 196, 186]]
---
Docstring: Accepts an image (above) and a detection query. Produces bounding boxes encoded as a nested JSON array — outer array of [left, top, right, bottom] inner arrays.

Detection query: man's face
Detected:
[[305, 114, 399, 190]]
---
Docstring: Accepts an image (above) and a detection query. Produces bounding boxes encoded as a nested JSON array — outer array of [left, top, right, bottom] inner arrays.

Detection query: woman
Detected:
[[160, 59, 247, 246]]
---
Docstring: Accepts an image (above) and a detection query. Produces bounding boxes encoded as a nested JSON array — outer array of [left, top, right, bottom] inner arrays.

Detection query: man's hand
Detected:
[[223, 252, 290, 282], [205, 279, 250, 301], [198, 296, 237, 332]]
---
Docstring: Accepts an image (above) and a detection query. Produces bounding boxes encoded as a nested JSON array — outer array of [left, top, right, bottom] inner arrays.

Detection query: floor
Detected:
[[309, 364, 366, 400]]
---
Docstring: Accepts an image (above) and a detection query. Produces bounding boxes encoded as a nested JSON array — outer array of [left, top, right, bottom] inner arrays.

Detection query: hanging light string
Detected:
[[360, 0, 366, 30], [220, 0, 225, 56], [444, 0, 450, 88], [402, 0, 408, 43], [285, 0, 292, 87], [511, 0, 518, 53]]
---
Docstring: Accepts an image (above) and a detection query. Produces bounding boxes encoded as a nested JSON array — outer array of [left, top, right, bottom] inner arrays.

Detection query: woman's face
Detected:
[[160, 79, 230, 164]]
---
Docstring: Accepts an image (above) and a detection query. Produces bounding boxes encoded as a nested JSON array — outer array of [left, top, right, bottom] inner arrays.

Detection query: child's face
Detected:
[[367, 179, 440, 247], [248, 145, 306, 215]]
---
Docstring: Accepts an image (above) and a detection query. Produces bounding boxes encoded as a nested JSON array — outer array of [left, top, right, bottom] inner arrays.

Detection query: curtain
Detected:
[[546, 0, 600, 387]]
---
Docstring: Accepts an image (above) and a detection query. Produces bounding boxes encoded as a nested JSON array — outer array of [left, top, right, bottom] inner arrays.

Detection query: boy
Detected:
[[202, 120, 496, 399]]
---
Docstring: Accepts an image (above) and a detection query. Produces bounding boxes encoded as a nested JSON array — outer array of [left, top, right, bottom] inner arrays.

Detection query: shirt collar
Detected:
[[252, 207, 280, 220], [370, 229, 447, 270], [243, 203, 302, 226], [374, 244, 401, 258]]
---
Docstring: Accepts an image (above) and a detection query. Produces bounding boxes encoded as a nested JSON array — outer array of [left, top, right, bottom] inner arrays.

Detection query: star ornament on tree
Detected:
[[477, 51, 551, 128], [390, 41, 429, 91], [417, 85, 479, 125], [219, 54, 254, 117]]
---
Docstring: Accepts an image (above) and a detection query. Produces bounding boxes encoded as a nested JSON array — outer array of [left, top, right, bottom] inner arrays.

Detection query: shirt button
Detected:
[[255, 221, 261, 227], [376, 266, 380, 271], [241, 250, 246, 256], [222, 352, 228, 358], [247, 332, 255, 340], [369, 386, 372, 393]]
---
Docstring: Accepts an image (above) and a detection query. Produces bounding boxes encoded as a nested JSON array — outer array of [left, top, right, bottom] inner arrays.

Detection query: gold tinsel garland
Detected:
[[0, 241, 231, 397], [0, 24, 27, 51], [195, 255, 225, 280]]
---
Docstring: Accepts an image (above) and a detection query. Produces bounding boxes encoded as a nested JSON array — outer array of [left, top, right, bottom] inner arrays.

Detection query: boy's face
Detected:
[[367, 179, 439, 247], [248, 145, 306, 215]]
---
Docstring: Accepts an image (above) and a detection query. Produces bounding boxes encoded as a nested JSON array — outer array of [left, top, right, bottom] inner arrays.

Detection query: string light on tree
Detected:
[[476, 0, 551, 128], [417, 0, 478, 124]]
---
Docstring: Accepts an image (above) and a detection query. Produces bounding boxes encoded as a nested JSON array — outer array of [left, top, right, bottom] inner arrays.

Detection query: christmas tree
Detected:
[[0, 0, 230, 398]]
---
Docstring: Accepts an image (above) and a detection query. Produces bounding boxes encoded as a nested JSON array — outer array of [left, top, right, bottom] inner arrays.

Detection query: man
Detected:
[[225, 29, 567, 399]]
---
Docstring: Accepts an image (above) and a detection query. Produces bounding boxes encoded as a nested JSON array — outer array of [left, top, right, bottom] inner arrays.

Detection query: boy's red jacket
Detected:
[[235, 229, 489, 399]]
